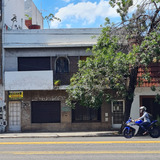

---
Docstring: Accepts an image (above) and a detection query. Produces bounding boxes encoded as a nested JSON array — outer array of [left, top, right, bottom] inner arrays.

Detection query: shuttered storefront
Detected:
[[31, 101, 60, 123]]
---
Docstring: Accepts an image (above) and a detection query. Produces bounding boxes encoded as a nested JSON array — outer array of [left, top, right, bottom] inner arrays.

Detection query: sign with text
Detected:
[[9, 91, 23, 100]]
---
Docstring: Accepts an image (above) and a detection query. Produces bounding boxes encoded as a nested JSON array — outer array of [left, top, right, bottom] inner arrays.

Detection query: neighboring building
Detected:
[[131, 64, 160, 120], [25, 0, 43, 29], [4, 0, 26, 29], [4, 0, 43, 30], [0, 0, 43, 132]]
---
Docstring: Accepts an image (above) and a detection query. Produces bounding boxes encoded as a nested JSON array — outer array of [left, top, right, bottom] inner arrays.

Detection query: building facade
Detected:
[[3, 30, 160, 133], [3, 28, 125, 132], [2, 1, 160, 133]]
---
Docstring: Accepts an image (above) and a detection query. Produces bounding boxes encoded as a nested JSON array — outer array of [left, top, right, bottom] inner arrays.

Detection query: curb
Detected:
[[0, 131, 120, 138]]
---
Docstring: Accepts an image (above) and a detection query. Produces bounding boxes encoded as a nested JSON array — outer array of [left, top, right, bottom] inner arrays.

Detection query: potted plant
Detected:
[[25, 14, 32, 28], [54, 80, 61, 86]]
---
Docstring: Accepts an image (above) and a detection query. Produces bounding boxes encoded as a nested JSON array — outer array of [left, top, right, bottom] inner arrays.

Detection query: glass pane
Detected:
[[56, 57, 69, 73]]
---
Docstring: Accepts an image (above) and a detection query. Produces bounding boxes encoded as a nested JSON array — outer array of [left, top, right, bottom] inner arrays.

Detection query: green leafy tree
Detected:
[[66, 0, 160, 129]]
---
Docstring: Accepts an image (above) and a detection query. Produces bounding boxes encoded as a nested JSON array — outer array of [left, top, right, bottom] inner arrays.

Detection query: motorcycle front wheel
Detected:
[[149, 127, 160, 138], [123, 128, 134, 138]]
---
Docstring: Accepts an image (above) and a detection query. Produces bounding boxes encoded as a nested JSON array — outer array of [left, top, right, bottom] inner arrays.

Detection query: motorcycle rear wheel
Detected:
[[123, 128, 134, 138], [149, 127, 160, 138]]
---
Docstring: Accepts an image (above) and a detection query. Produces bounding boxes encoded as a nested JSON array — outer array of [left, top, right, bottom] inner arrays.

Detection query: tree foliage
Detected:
[[66, 0, 160, 123]]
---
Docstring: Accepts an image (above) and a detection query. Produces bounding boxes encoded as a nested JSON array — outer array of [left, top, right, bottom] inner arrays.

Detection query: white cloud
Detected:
[[50, 0, 160, 28], [50, 0, 119, 28]]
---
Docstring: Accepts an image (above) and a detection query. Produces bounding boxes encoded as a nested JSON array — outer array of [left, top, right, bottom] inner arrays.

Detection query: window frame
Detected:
[[18, 57, 51, 71], [72, 103, 101, 123], [111, 100, 125, 125], [55, 56, 70, 73]]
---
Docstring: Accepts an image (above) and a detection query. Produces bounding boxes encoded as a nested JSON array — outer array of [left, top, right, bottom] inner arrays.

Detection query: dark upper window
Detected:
[[18, 57, 50, 71], [72, 103, 101, 122], [56, 57, 69, 73], [31, 101, 61, 123]]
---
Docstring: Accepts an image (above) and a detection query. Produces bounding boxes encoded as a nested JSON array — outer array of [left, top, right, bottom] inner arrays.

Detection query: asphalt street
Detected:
[[0, 136, 160, 160]]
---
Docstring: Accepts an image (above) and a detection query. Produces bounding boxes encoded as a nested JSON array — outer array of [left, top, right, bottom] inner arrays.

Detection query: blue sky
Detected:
[[32, 0, 139, 29]]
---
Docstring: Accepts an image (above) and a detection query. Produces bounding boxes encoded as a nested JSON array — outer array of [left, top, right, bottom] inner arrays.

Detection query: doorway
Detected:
[[112, 100, 124, 128], [140, 96, 160, 120], [8, 101, 21, 132]]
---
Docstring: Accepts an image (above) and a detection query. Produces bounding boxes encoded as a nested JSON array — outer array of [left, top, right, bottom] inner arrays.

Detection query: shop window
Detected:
[[18, 57, 50, 71], [31, 101, 60, 123], [56, 57, 69, 73], [72, 103, 101, 122]]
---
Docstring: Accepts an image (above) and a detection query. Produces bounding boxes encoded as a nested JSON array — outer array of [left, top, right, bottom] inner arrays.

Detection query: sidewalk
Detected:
[[0, 131, 119, 138]]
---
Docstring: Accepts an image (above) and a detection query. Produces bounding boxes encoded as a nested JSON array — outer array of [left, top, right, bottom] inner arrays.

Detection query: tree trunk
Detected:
[[119, 66, 138, 133]]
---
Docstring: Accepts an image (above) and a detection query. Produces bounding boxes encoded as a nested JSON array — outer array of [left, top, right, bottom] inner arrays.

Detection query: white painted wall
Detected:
[[31, 0, 43, 28], [4, 0, 25, 29], [130, 87, 160, 119], [5, 71, 53, 90]]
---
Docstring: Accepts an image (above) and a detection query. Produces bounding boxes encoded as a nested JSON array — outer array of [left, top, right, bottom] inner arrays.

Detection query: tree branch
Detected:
[[148, 6, 160, 33]]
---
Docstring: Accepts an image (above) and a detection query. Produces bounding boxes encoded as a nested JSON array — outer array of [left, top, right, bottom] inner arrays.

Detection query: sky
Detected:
[[32, 0, 141, 29]]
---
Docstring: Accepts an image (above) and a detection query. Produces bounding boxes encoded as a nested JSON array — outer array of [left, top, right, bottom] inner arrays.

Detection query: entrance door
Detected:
[[141, 96, 160, 120], [9, 101, 21, 132], [112, 100, 124, 128]]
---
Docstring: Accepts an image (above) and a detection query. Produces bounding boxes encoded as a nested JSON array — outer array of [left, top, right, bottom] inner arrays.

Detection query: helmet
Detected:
[[140, 106, 146, 111]]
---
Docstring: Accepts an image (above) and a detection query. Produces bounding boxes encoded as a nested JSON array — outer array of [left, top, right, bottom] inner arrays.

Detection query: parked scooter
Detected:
[[123, 117, 160, 138]]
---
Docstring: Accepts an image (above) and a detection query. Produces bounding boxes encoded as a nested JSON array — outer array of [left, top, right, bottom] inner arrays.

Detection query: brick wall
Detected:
[[6, 90, 111, 132]]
